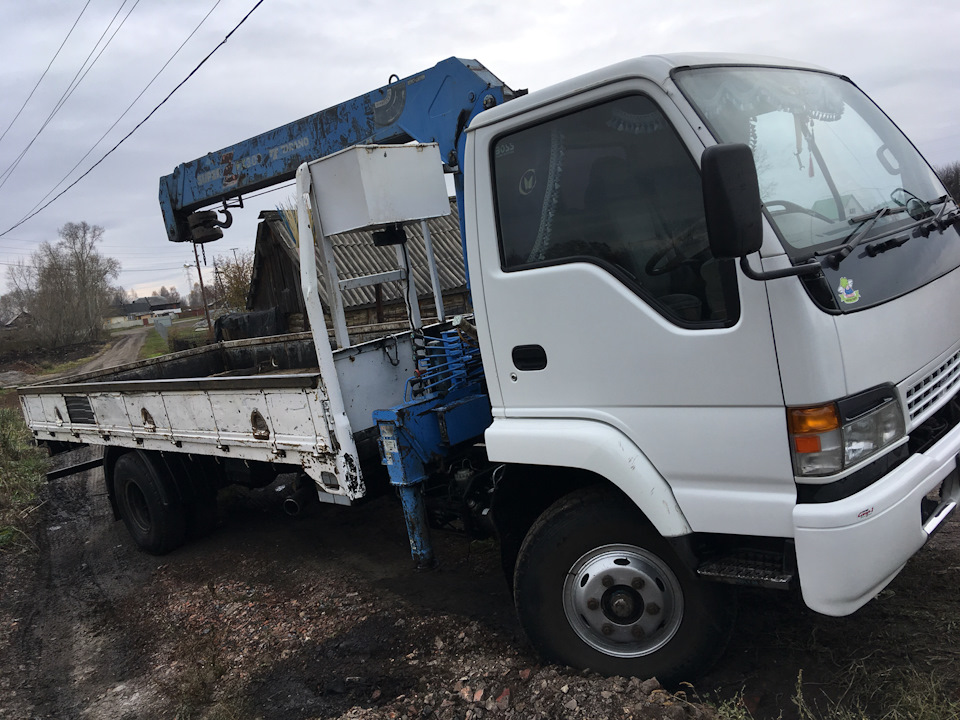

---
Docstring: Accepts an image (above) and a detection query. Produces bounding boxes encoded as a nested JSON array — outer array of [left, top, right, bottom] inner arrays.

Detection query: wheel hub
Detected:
[[603, 587, 642, 624], [562, 543, 683, 658]]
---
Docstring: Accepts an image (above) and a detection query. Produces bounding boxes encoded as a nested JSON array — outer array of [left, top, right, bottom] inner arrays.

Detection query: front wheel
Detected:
[[513, 488, 734, 684]]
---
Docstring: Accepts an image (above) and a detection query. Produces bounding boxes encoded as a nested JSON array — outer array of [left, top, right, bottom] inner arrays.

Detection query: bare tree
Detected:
[[186, 281, 215, 310], [0, 293, 19, 324], [5, 222, 120, 347], [936, 161, 960, 203], [108, 286, 127, 308], [187, 282, 202, 309], [215, 251, 254, 311], [0, 282, 31, 324]]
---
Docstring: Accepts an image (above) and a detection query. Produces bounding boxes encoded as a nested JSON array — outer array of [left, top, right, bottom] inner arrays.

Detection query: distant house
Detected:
[[124, 296, 181, 322], [2, 311, 32, 329], [812, 194, 866, 221], [245, 199, 469, 340]]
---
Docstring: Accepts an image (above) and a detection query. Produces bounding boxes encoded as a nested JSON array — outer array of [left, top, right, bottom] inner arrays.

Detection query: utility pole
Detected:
[[193, 243, 213, 337], [213, 260, 225, 303]]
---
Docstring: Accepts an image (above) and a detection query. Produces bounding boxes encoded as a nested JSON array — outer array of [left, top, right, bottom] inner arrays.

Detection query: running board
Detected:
[[697, 552, 794, 590]]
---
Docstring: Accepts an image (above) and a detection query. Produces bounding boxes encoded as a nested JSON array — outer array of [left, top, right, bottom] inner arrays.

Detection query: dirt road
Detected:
[[71, 327, 149, 375], [2, 452, 959, 719], [0, 326, 149, 391]]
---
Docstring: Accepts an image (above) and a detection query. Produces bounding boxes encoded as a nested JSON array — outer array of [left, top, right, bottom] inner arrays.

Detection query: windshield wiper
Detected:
[[814, 206, 906, 268], [917, 195, 960, 235], [863, 196, 960, 257]]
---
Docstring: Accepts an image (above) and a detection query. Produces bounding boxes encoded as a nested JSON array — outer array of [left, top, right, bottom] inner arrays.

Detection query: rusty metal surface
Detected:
[[159, 57, 515, 243]]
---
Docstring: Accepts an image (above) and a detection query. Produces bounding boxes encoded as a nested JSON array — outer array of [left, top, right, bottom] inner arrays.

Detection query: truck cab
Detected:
[[458, 53, 959, 678]]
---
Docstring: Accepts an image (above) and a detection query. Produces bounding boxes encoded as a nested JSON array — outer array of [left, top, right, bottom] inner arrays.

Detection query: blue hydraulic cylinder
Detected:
[[375, 329, 492, 568], [376, 417, 435, 569], [375, 388, 492, 569]]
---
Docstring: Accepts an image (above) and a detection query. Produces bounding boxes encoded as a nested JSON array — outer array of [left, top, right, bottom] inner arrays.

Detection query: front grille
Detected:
[[906, 349, 960, 423]]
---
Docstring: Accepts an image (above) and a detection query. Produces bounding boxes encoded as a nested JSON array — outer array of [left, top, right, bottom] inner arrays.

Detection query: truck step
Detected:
[[697, 553, 794, 590]]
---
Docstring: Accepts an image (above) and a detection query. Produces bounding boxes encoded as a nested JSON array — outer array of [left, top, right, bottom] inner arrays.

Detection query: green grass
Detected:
[[0, 408, 47, 551], [139, 328, 169, 359], [139, 325, 209, 360]]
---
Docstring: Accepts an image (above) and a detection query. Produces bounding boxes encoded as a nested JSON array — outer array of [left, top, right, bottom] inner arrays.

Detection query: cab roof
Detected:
[[468, 53, 836, 131]]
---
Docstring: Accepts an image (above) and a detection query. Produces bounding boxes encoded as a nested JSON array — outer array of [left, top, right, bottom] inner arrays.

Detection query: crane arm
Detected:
[[159, 57, 515, 243]]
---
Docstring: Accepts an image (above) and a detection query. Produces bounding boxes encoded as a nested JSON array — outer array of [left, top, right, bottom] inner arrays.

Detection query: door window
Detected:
[[492, 95, 738, 326]]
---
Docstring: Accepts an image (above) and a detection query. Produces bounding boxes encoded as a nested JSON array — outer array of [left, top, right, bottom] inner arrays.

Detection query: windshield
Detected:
[[674, 65, 960, 312]]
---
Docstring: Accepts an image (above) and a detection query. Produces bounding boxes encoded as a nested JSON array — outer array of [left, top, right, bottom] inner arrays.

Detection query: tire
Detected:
[[113, 451, 187, 555], [513, 487, 734, 684]]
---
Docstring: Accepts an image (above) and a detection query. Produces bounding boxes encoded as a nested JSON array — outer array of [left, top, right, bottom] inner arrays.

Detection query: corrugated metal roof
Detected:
[[254, 199, 465, 310]]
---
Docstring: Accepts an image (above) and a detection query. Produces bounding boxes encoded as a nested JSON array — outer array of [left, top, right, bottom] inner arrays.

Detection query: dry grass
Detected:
[[0, 407, 47, 551], [792, 665, 960, 720]]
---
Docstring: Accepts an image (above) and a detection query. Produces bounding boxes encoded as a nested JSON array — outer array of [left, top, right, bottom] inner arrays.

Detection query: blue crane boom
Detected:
[[158, 57, 516, 245]]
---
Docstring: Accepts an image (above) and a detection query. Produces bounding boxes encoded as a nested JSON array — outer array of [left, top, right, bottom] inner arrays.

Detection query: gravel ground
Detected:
[[2, 453, 959, 719], [0, 464, 729, 720]]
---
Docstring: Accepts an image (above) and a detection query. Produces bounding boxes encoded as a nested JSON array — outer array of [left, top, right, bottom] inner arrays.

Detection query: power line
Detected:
[[0, 0, 93, 148], [119, 265, 193, 273], [245, 181, 296, 201], [0, 259, 187, 272], [0, 0, 130, 186], [0, 0, 142, 191], [21, 0, 224, 219], [0, 0, 266, 240]]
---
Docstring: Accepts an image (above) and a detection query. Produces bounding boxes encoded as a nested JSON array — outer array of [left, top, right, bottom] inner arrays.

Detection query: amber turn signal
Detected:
[[787, 404, 840, 435]]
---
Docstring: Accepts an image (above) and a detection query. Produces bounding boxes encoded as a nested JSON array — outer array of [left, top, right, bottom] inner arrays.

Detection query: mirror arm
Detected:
[[740, 255, 823, 281]]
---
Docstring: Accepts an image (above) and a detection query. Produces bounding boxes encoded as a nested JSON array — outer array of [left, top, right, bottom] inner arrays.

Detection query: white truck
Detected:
[[19, 53, 960, 683]]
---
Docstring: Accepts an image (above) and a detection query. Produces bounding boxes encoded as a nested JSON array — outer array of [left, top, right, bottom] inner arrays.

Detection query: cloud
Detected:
[[1, 0, 958, 297]]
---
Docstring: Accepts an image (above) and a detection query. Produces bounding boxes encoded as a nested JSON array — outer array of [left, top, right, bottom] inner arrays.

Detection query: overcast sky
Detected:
[[1, 0, 958, 300]]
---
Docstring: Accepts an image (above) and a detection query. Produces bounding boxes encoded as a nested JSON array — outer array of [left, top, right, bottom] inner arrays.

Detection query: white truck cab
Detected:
[[460, 53, 959, 675]]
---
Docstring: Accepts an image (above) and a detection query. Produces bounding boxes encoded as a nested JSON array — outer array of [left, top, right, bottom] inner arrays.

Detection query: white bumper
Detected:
[[793, 422, 960, 616]]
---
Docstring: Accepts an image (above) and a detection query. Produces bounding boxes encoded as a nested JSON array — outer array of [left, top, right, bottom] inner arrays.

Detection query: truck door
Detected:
[[466, 81, 794, 535]]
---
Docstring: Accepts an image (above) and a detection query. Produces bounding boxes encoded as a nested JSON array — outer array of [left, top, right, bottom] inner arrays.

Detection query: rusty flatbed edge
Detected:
[[18, 331, 319, 389], [18, 372, 322, 396]]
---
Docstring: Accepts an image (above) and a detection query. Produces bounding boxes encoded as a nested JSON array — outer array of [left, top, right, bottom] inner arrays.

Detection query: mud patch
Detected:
[[1, 466, 959, 719]]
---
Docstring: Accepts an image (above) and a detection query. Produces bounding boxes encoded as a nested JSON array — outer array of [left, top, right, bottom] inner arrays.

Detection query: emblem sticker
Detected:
[[837, 277, 861, 305], [519, 169, 537, 196]]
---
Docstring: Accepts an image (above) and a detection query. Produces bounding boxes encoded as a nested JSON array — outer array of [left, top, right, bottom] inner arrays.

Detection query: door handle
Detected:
[[512, 344, 547, 371]]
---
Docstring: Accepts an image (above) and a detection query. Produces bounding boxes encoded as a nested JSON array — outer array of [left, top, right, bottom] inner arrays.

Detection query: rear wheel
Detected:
[[513, 487, 734, 684], [113, 451, 186, 555]]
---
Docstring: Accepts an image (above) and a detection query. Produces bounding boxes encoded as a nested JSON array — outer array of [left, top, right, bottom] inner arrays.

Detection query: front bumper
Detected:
[[793, 420, 960, 616]]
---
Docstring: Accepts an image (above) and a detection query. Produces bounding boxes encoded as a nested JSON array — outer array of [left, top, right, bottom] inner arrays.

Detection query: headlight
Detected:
[[788, 388, 905, 477]]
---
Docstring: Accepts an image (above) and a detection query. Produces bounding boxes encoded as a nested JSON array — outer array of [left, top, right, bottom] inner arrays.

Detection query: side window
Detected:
[[492, 95, 738, 325]]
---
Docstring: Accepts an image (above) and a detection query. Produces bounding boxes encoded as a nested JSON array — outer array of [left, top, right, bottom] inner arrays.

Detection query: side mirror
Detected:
[[701, 143, 763, 259]]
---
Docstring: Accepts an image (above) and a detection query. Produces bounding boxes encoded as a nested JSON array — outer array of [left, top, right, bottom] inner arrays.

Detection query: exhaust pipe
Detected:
[[283, 477, 319, 517]]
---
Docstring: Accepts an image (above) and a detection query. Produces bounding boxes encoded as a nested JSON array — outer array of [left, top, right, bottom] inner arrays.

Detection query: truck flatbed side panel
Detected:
[[18, 328, 419, 501]]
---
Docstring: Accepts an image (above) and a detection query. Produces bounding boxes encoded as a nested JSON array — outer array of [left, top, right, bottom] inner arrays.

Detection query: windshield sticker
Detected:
[[837, 277, 861, 305]]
